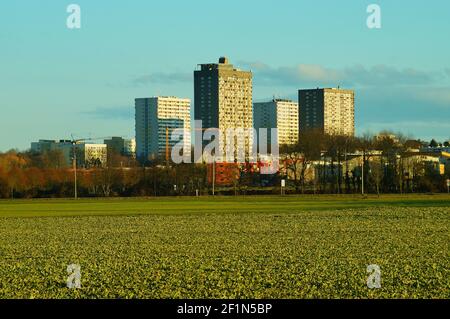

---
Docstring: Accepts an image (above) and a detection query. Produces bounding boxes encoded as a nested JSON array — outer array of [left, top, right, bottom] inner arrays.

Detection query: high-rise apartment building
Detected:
[[135, 96, 191, 162], [194, 57, 253, 160], [253, 99, 299, 147], [298, 88, 355, 136]]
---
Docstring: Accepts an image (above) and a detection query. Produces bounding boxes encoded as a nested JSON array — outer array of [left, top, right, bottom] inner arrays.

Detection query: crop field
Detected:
[[0, 195, 449, 299]]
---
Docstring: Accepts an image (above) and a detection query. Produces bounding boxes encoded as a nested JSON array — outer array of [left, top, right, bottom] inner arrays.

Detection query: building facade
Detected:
[[104, 137, 136, 158], [135, 96, 191, 162], [298, 88, 355, 137], [194, 57, 253, 161], [124, 138, 136, 158], [31, 140, 60, 153], [30, 140, 107, 168], [77, 144, 107, 168], [253, 99, 299, 147]]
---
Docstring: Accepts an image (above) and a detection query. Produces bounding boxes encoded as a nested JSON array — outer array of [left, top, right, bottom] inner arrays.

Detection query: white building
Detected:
[[126, 138, 136, 158], [55, 143, 107, 168], [135, 96, 191, 162], [254, 99, 299, 147]]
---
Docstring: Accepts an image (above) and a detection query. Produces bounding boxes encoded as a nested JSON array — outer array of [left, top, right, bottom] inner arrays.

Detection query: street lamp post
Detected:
[[212, 154, 215, 196], [70, 135, 115, 200], [72, 142, 78, 200], [361, 153, 365, 196]]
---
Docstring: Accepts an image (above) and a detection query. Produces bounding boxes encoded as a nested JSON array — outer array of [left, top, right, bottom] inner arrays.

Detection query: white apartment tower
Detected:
[[135, 96, 191, 162], [254, 99, 299, 147]]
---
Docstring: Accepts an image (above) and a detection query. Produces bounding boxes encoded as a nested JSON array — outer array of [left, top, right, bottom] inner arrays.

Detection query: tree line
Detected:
[[0, 131, 449, 198], [0, 150, 208, 198], [281, 130, 449, 195]]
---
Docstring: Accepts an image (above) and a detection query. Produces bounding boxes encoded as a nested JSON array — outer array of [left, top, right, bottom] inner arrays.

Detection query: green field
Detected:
[[0, 195, 449, 298]]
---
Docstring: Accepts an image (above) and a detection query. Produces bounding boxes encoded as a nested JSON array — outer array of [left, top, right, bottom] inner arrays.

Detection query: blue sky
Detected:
[[1, 0, 449, 151]]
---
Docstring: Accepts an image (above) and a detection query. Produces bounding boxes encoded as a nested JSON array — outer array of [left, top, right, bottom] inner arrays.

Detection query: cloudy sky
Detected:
[[1, 0, 449, 151]]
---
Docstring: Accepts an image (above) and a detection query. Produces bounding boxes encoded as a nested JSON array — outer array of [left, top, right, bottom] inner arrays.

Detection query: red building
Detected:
[[207, 162, 240, 186]]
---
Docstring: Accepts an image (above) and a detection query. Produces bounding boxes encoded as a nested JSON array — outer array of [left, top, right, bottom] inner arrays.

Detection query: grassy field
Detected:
[[0, 195, 449, 299]]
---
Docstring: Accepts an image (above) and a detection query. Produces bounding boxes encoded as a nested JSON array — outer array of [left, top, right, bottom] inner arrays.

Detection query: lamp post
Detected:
[[70, 135, 114, 199], [361, 153, 365, 196], [72, 141, 78, 199], [212, 154, 216, 196]]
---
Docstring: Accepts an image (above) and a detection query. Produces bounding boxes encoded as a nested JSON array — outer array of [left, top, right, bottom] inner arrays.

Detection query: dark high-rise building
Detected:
[[194, 57, 253, 160], [298, 88, 355, 137]]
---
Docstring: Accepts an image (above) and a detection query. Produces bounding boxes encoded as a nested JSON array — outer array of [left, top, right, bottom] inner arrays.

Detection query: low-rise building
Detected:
[[31, 140, 59, 153], [30, 140, 107, 168], [104, 137, 136, 158]]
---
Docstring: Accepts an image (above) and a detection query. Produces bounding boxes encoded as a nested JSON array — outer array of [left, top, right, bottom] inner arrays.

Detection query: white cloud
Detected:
[[239, 61, 447, 88], [412, 87, 450, 106], [82, 106, 133, 120], [132, 72, 191, 86]]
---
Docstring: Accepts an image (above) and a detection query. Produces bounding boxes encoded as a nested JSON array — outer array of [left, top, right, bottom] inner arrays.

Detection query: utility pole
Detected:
[[361, 153, 365, 196], [212, 154, 216, 196], [72, 141, 78, 200], [344, 139, 348, 194], [70, 135, 114, 200], [166, 126, 170, 167]]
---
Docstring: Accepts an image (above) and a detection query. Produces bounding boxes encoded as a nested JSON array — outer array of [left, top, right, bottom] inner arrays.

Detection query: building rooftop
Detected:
[[219, 56, 229, 64], [254, 99, 296, 104], [299, 87, 354, 93], [196, 57, 249, 73], [272, 98, 296, 103], [135, 96, 191, 101]]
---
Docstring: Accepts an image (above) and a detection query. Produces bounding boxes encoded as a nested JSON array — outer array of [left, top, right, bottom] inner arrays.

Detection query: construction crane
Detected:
[[70, 135, 115, 199]]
